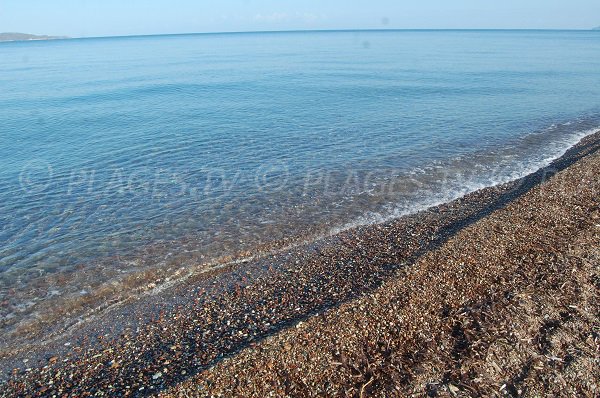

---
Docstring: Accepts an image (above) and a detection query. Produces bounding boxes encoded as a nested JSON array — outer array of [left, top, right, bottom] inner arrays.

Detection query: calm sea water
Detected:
[[1, 30, 599, 338]]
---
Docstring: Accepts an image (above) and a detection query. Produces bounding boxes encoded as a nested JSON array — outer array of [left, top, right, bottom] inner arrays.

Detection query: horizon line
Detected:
[[2, 27, 597, 43], [58, 27, 600, 40]]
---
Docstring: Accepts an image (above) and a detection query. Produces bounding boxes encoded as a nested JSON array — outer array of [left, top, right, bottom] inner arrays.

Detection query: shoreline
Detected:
[[2, 125, 597, 356], [1, 131, 599, 395], [165, 130, 600, 397]]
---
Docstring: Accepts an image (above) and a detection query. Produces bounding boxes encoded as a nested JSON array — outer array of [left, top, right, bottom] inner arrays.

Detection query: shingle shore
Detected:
[[1, 132, 599, 397], [163, 133, 599, 397]]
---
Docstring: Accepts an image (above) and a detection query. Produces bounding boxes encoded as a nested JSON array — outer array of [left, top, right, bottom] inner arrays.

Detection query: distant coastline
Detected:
[[0, 29, 595, 43], [0, 32, 69, 42], [1, 29, 596, 43]]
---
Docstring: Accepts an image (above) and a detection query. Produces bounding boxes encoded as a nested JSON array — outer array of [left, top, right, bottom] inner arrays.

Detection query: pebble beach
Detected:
[[1, 131, 599, 397]]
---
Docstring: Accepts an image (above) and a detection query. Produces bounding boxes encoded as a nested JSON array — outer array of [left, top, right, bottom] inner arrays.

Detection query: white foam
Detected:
[[331, 126, 600, 234]]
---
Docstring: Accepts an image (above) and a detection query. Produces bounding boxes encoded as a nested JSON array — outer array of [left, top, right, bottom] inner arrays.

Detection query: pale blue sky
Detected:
[[1, 0, 599, 37]]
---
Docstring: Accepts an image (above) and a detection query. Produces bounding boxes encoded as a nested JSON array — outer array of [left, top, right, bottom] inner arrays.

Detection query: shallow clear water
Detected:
[[1, 30, 599, 334]]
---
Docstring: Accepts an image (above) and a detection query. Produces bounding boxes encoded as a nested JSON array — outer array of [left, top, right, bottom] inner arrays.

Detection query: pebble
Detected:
[[1, 133, 598, 398]]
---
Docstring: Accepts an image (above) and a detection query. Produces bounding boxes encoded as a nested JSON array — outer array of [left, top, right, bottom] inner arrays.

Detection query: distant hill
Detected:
[[593, 26, 600, 30], [0, 32, 69, 42]]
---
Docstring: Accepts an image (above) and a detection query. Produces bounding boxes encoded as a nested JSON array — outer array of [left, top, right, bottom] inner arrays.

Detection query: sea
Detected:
[[1, 29, 599, 344]]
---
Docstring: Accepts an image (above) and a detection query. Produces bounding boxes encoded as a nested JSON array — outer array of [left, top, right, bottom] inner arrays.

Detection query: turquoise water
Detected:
[[1, 30, 599, 333]]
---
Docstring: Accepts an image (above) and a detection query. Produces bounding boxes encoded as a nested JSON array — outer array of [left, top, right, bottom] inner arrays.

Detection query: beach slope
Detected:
[[164, 134, 600, 397], [2, 132, 598, 397]]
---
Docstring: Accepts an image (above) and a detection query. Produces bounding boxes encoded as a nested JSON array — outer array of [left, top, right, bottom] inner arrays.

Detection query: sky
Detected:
[[1, 0, 599, 38]]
